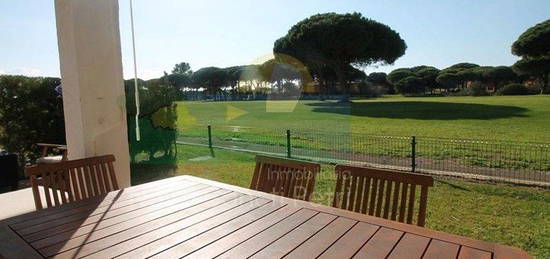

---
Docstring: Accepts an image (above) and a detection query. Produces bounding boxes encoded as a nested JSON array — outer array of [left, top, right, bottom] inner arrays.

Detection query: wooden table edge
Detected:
[[178, 175, 531, 259]]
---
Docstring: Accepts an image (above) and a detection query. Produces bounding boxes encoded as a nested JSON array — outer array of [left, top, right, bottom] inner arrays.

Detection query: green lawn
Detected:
[[132, 145, 550, 259], [168, 95, 550, 173], [174, 95, 550, 142]]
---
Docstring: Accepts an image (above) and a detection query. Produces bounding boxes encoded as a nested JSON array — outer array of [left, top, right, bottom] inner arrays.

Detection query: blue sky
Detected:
[[0, 0, 548, 79]]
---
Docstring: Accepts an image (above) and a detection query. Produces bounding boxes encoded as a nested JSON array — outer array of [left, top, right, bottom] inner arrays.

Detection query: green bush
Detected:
[[0, 75, 65, 165], [496, 83, 531, 95]]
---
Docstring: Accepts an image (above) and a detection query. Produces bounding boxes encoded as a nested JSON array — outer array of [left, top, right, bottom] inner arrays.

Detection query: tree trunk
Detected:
[[541, 73, 549, 95], [335, 67, 349, 102]]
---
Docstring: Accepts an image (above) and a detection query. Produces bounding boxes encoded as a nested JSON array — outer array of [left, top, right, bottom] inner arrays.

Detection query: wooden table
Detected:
[[0, 175, 530, 259]]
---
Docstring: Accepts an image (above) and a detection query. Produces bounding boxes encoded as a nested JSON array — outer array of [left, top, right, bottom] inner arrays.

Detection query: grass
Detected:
[[169, 95, 550, 172], [132, 145, 550, 258], [174, 95, 550, 142]]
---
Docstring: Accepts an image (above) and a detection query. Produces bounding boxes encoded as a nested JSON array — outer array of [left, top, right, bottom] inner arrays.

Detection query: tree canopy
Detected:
[[511, 19, 550, 57], [387, 69, 415, 85], [386, 66, 440, 94], [172, 62, 192, 75], [436, 63, 480, 90], [273, 12, 406, 98], [447, 63, 480, 70], [479, 66, 517, 87], [511, 19, 550, 93], [191, 67, 228, 94], [394, 75, 425, 95], [367, 72, 388, 85]]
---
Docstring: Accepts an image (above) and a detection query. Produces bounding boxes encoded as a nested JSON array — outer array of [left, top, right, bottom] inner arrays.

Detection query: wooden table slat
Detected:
[[10, 179, 199, 231], [20, 183, 211, 238], [284, 217, 356, 259], [184, 205, 301, 258], [149, 201, 287, 258], [41, 190, 239, 258], [4, 176, 193, 226], [423, 239, 461, 259], [0, 175, 531, 259], [249, 212, 337, 258], [318, 222, 379, 259], [217, 209, 318, 259], [458, 246, 493, 259], [79, 195, 258, 259], [387, 233, 430, 259], [30, 186, 220, 248], [121, 198, 273, 258], [0, 225, 42, 259], [353, 227, 404, 258]]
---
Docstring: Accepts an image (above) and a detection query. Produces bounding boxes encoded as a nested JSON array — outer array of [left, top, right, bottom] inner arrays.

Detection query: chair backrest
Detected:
[[333, 165, 433, 227], [25, 155, 118, 210], [250, 155, 320, 201]]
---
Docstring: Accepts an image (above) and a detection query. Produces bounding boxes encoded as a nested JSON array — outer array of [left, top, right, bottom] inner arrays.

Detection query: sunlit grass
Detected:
[[175, 95, 550, 142], [174, 96, 550, 172]]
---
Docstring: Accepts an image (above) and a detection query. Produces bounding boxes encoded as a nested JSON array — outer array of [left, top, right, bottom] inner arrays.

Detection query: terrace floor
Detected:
[[0, 188, 39, 220]]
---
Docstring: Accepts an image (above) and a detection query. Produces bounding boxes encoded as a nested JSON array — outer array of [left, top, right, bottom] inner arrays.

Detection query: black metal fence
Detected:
[[177, 125, 550, 187]]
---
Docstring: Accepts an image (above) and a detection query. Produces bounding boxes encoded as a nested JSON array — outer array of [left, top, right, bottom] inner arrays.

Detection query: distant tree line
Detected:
[[384, 19, 550, 96], [383, 63, 531, 96], [144, 16, 548, 99], [149, 59, 541, 100]]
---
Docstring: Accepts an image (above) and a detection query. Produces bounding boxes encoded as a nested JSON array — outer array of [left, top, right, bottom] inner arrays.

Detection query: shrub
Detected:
[[0, 75, 65, 165], [496, 83, 531, 95]]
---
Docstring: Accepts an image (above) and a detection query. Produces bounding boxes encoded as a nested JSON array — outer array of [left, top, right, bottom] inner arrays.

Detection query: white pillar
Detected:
[[55, 0, 131, 187]]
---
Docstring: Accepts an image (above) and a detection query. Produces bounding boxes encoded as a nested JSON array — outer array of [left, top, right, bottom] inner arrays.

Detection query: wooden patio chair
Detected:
[[25, 155, 118, 210], [35, 143, 68, 164], [250, 155, 320, 201], [333, 165, 434, 227]]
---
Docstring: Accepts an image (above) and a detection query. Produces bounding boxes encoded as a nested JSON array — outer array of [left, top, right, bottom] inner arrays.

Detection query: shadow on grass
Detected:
[[306, 101, 529, 120]]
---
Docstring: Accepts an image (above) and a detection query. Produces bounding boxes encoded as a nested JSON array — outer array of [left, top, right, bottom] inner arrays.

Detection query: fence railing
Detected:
[[177, 125, 550, 187]]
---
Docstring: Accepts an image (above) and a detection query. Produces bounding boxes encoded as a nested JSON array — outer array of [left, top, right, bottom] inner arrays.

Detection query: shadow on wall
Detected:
[[127, 104, 179, 185], [127, 113, 178, 186], [306, 101, 529, 120]]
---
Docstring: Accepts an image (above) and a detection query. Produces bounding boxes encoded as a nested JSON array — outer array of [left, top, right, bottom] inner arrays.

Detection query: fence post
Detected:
[[286, 129, 291, 158], [411, 135, 416, 172], [208, 125, 212, 148]]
